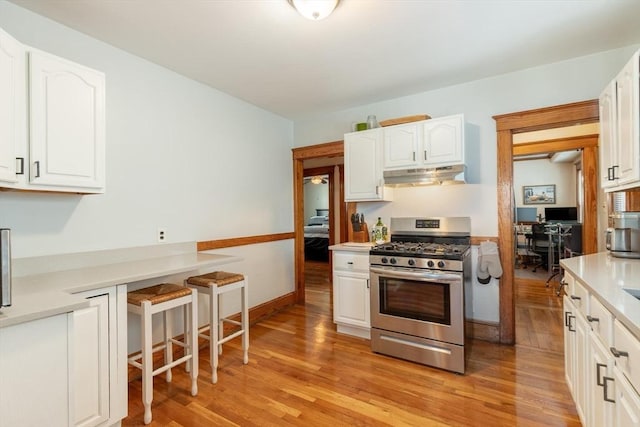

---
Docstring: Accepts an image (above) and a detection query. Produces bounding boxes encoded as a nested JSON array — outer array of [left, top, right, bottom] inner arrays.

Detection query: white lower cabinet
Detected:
[[332, 248, 371, 339], [564, 270, 640, 427], [0, 313, 72, 426], [564, 294, 588, 425], [73, 285, 128, 427], [73, 293, 110, 427], [614, 367, 640, 426], [589, 330, 615, 426]]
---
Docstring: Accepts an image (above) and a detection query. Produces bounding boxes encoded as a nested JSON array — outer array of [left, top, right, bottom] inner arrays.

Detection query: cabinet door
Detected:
[[564, 296, 576, 394], [333, 272, 370, 328], [615, 52, 640, 186], [29, 50, 105, 192], [0, 28, 25, 185], [345, 129, 390, 201], [383, 122, 420, 169], [0, 313, 72, 426], [614, 368, 640, 427], [599, 80, 618, 188], [422, 115, 464, 167], [574, 310, 588, 425], [73, 294, 110, 427], [590, 331, 615, 427]]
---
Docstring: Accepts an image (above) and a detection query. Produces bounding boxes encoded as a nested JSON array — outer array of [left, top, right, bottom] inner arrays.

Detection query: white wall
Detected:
[[514, 159, 577, 219], [293, 43, 639, 322], [303, 181, 329, 223], [0, 3, 295, 308]]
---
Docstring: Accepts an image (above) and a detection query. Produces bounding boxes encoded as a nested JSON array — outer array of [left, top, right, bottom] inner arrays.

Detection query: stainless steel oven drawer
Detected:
[[371, 328, 465, 374]]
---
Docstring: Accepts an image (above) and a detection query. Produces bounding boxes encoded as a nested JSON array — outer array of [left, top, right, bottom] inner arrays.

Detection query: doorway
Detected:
[[494, 100, 600, 344], [292, 141, 345, 304]]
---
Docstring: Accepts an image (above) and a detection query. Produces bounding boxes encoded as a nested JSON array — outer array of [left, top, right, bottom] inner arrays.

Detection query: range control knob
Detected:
[[390, 258, 397, 265], [427, 260, 435, 268], [438, 261, 446, 268], [408, 259, 415, 266], [381, 257, 388, 264]]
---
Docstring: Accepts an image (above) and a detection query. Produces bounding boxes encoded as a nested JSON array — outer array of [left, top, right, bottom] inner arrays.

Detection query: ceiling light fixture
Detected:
[[310, 176, 324, 184], [288, 0, 339, 21]]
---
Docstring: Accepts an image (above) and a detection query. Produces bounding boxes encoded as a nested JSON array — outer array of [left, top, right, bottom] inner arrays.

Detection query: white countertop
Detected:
[[561, 252, 640, 337], [329, 242, 375, 252], [0, 243, 241, 328]]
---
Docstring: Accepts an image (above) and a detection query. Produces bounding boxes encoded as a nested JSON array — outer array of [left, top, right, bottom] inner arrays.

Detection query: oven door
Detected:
[[370, 265, 464, 345]]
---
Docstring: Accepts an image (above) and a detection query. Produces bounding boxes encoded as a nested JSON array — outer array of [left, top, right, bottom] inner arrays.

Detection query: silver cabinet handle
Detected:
[[564, 311, 571, 327], [412, 151, 416, 161], [34, 160, 40, 178], [568, 315, 575, 332], [596, 363, 606, 386], [603, 376, 615, 403], [587, 315, 600, 323], [570, 295, 581, 300], [15, 158, 24, 175], [610, 347, 629, 358]]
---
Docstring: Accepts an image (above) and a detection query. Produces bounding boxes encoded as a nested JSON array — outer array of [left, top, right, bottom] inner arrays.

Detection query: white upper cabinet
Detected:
[[29, 50, 105, 192], [345, 128, 392, 202], [383, 122, 420, 169], [383, 114, 465, 170], [599, 81, 617, 189], [599, 49, 640, 192], [0, 25, 105, 194], [0, 28, 25, 185]]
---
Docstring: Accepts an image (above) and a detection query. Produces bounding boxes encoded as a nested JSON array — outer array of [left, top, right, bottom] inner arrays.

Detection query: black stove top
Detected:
[[370, 241, 470, 259]]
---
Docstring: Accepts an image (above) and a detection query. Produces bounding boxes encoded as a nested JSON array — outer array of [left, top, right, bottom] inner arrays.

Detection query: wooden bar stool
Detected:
[[127, 283, 198, 425], [185, 271, 249, 383]]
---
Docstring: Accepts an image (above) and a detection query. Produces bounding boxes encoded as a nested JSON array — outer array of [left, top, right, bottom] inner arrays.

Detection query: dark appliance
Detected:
[[369, 217, 471, 374], [544, 207, 578, 223]]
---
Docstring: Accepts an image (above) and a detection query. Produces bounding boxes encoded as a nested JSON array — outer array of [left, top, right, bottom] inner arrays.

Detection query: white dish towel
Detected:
[[477, 241, 503, 284]]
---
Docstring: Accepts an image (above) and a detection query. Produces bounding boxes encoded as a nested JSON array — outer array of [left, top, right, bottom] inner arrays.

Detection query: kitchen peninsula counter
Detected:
[[0, 242, 241, 328], [560, 252, 640, 337]]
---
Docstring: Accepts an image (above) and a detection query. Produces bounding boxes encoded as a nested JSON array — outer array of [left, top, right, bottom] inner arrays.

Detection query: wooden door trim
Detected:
[[292, 141, 344, 304], [494, 99, 599, 344]]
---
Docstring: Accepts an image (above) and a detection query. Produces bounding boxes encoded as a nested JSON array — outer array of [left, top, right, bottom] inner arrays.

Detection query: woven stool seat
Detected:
[[127, 283, 192, 306], [186, 271, 244, 287]]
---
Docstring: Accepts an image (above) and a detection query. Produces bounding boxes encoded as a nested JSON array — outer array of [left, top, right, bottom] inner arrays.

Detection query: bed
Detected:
[[304, 215, 330, 261]]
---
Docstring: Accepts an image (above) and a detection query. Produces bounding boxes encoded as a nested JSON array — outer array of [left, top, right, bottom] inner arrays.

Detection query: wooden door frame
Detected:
[[292, 141, 345, 304], [303, 165, 337, 251], [493, 99, 600, 344]]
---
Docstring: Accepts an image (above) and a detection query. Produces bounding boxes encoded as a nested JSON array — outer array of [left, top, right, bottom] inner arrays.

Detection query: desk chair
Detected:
[[529, 223, 551, 272]]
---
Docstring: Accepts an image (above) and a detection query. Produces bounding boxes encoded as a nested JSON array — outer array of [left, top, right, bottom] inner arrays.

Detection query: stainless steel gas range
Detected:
[[369, 217, 471, 374]]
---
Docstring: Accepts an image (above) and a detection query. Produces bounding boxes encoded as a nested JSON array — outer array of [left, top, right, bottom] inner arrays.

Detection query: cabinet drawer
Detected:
[[562, 273, 575, 295], [589, 295, 613, 347], [568, 279, 589, 316], [333, 251, 370, 273], [613, 319, 640, 393]]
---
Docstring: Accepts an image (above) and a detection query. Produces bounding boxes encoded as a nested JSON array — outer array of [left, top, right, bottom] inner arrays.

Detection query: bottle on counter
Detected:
[[374, 217, 386, 244]]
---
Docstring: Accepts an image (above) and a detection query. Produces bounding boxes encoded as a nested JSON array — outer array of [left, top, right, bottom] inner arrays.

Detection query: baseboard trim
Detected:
[[465, 319, 500, 343], [128, 291, 296, 382]]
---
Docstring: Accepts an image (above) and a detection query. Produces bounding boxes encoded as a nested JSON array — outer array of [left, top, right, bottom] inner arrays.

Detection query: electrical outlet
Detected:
[[157, 228, 167, 242]]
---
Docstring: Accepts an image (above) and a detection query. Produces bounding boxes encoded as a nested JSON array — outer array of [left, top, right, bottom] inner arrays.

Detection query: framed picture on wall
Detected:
[[523, 184, 556, 205]]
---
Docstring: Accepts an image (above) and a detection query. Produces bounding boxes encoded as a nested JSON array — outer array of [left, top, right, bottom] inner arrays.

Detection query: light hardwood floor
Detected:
[[123, 261, 579, 426]]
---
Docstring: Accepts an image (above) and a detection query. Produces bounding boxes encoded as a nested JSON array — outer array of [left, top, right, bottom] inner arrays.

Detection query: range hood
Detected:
[[383, 164, 466, 187]]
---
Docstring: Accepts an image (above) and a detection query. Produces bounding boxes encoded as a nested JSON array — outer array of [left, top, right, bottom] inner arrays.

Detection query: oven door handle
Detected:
[[370, 266, 462, 282]]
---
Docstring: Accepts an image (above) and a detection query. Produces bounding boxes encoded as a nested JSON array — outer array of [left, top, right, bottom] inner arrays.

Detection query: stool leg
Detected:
[[141, 301, 153, 425], [211, 288, 219, 384], [218, 292, 223, 355], [164, 309, 173, 383], [242, 279, 249, 364], [189, 290, 199, 396], [183, 301, 191, 373]]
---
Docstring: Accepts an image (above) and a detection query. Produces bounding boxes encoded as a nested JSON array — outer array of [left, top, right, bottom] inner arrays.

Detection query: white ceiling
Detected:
[[9, 0, 640, 120]]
